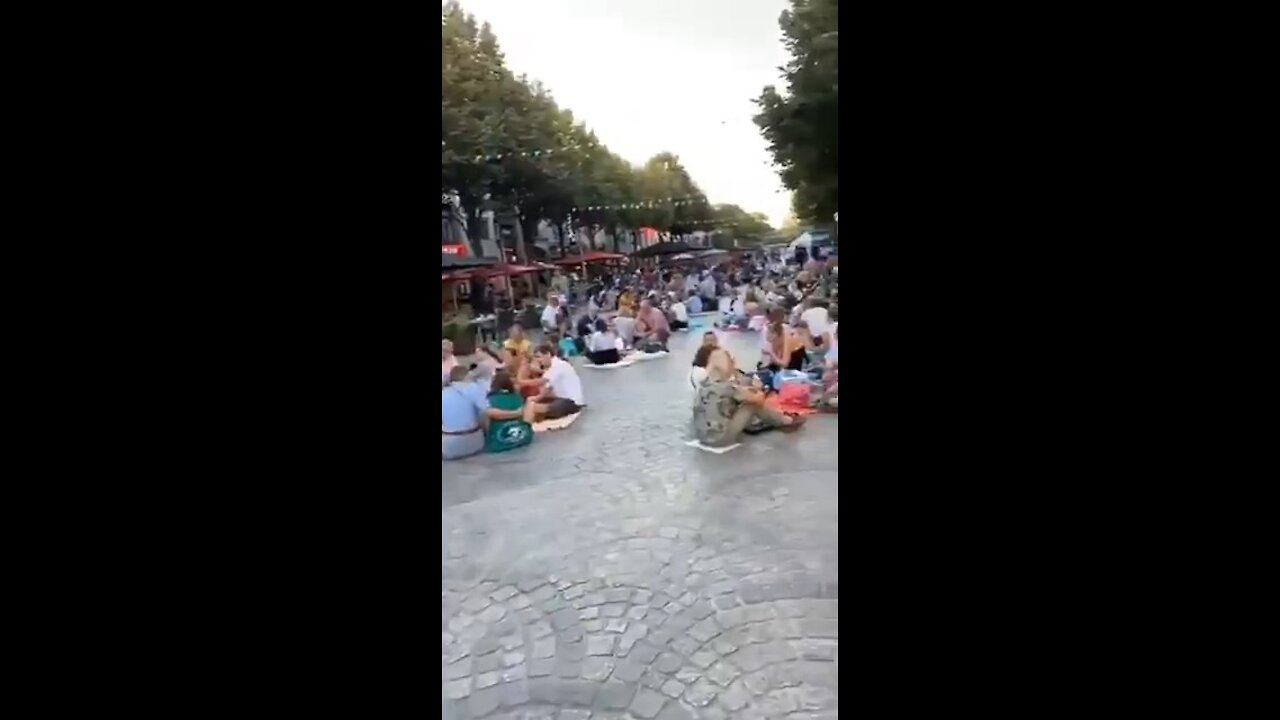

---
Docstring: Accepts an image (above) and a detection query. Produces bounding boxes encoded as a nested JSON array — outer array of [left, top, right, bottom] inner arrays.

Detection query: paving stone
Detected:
[[509, 594, 533, 610], [710, 636, 739, 656], [557, 711, 591, 720], [475, 652, 501, 673], [500, 633, 525, 650], [533, 636, 556, 658], [582, 592, 606, 607], [670, 636, 700, 657], [632, 589, 654, 604], [502, 651, 526, 667], [516, 577, 546, 593], [444, 656, 472, 680], [604, 618, 629, 634], [742, 605, 775, 624], [491, 585, 519, 602], [662, 601, 682, 615], [688, 650, 717, 669], [711, 595, 740, 611], [795, 638, 837, 661], [655, 702, 696, 720], [660, 679, 686, 698], [443, 678, 471, 699], [528, 658, 554, 677], [628, 642, 661, 664], [529, 678, 597, 707], [654, 652, 683, 674], [474, 636, 501, 655], [595, 680, 637, 709], [500, 679, 531, 707], [462, 595, 492, 613], [586, 634, 616, 656], [581, 656, 615, 681], [527, 584, 557, 603], [468, 685, 502, 716], [541, 597, 568, 614], [600, 603, 627, 618], [688, 618, 720, 643], [612, 659, 646, 682], [554, 659, 581, 678], [621, 686, 666, 720], [720, 679, 751, 711], [603, 587, 631, 602], [558, 641, 586, 662], [705, 660, 741, 687], [803, 618, 839, 638], [673, 666, 702, 684], [626, 605, 649, 621], [683, 679, 719, 707], [528, 618, 553, 638], [689, 600, 716, 620], [560, 626, 585, 643], [476, 671, 501, 689], [551, 607, 579, 630], [579, 606, 600, 620], [716, 607, 748, 628], [562, 584, 586, 600], [500, 664, 527, 683]]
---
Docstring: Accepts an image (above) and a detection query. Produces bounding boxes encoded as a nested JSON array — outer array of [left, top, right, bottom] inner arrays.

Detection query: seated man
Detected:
[[692, 349, 803, 447], [633, 299, 670, 351], [686, 292, 704, 315], [442, 366, 489, 460], [529, 344, 585, 421]]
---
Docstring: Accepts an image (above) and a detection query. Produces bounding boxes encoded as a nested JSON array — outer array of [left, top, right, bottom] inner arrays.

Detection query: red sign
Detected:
[[442, 244, 468, 256]]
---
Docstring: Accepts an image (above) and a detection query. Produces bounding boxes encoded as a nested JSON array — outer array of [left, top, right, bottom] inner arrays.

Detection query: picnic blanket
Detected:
[[684, 439, 742, 454], [533, 411, 584, 432]]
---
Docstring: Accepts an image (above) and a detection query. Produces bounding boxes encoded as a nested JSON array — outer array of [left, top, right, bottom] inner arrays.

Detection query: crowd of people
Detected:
[[442, 249, 838, 458]]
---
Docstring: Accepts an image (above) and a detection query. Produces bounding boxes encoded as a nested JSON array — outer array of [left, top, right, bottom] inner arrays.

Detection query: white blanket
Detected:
[[684, 439, 742, 454], [533, 412, 583, 432], [582, 357, 637, 369], [630, 350, 669, 361]]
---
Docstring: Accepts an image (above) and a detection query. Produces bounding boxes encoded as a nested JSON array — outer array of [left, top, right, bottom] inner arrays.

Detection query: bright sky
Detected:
[[450, 0, 793, 227]]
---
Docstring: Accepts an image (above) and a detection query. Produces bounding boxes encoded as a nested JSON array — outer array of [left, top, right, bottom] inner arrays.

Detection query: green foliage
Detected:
[[754, 0, 839, 224], [442, 2, 719, 236]]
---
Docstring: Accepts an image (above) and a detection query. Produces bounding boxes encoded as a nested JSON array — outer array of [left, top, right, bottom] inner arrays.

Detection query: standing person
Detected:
[[529, 345, 585, 420], [692, 349, 803, 447], [634, 299, 670, 350]]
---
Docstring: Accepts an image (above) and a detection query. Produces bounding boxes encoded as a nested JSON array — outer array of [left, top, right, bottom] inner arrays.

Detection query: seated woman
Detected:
[[506, 350, 544, 399], [586, 318, 622, 365], [485, 371, 536, 452], [692, 349, 804, 447], [668, 294, 689, 330], [689, 337, 717, 390], [503, 323, 533, 358]]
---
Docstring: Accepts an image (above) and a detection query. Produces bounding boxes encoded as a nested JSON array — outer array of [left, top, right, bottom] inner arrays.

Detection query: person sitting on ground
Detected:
[[800, 298, 832, 347], [633, 299, 670, 351], [505, 349, 544, 399], [586, 318, 622, 365], [504, 323, 532, 358], [699, 273, 717, 307], [529, 344, 585, 421], [686, 291, 703, 315], [613, 307, 637, 349], [719, 293, 750, 330], [618, 288, 636, 314], [785, 321, 814, 371], [467, 345, 505, 388], [442, 339, 457, 388], [484, 371, 536, 452], [689, 332, 719, 388], [442, 365, 489, 459], [541, 295, 562, 334], [692, 349, 803, 447], [668, 293, 689, 330]]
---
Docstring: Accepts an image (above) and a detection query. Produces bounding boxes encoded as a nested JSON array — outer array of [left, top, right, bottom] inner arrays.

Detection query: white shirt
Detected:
[[613, 316, 636, 345], [541, 305, 559, 329], [671, 302, 688, 322], [689, 366, 708, 389], [700, 278, 716, 298], [687, 296, 703, 314], [589, 331, 617, 352], [801, 307, 831, 339], [543, 356, 584, 404]]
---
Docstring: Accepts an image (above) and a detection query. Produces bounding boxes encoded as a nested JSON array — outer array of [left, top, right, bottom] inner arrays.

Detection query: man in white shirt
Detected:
[[531, 344, 584, 420], [800, 299, 831, 345], [541, 295, 562, 334]]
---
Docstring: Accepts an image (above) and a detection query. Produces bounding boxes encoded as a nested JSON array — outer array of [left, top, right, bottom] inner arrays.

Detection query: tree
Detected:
[[754, 0, 838, 224]]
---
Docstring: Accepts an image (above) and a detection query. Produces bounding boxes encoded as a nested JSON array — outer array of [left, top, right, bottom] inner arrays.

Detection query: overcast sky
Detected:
[[450, 0, 793, 226]]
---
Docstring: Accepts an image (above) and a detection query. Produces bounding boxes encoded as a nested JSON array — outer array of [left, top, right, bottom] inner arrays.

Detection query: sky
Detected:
[[449, 0, 794, 227]]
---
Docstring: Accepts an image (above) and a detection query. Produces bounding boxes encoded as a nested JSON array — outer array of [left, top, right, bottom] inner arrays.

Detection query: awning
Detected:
[[442, 254, 497, 270], [631, 241, 694, 258], [550, 250, 626, 265], [445, 263, 544, 281]]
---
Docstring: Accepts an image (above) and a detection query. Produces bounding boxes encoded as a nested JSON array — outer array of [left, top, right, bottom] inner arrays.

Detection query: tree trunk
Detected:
[[514, 214, 530, 266]]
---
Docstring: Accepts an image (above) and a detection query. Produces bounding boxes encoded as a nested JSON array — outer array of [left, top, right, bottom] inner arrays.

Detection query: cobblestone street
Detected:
[[442, 328, 839, 719]]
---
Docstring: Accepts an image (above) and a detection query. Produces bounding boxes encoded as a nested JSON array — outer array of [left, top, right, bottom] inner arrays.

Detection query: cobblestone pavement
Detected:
[[443, 327, 838, 719]]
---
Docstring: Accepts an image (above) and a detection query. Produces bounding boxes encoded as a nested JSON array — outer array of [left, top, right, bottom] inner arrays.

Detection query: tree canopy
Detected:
[[442, 2, 721, 241], [754, 0, 839, 224]]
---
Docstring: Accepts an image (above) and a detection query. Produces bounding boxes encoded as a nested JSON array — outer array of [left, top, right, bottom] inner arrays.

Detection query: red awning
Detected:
[[445, 263, 543, 281], [551, 251, 626, 265]]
